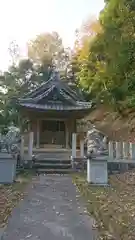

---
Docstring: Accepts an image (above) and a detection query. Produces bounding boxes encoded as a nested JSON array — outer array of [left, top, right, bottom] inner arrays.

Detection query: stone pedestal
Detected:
[[0, 153, 16, 183], [87, 156, 108, 185]]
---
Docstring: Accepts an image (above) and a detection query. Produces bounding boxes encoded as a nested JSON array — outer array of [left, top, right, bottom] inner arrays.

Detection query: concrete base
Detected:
[[0, 227, 6, 240], [89, 184, 110, 188], [87, 157, 108, 185], [0, 153, 16, 183]]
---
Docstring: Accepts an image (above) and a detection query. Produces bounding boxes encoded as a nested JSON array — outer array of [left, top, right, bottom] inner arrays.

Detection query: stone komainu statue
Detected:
[[86, 127, 108, 157], [0, 126, 21, 154]]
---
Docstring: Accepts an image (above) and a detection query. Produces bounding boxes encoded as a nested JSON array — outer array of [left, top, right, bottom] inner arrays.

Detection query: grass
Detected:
[[0, 170, 34, 228], [72, 171, 135, 240]]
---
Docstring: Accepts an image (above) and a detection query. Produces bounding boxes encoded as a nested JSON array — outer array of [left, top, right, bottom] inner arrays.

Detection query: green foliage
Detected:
[[27, 32, 71, 75], [0, 32, 73, 128], [73, 0, 135, 111], [0, 58, 52, 129], [28, 32, 63, 64]]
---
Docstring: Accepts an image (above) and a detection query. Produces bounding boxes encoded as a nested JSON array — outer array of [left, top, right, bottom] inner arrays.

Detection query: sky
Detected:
[[0, 0, 105, 70]]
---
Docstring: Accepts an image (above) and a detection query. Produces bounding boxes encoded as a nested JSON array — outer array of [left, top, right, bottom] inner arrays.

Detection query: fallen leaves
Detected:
[[0, 172, 33, 228], [72, 170, 135, 240]]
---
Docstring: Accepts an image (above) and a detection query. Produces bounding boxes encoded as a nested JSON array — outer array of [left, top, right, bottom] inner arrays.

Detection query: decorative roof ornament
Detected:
[[51, 51, 72, 77], [52, 52, 60, 72], [18, 51, 92, 115], [50, 58, 62, 82], [50, 67, 60, 82]]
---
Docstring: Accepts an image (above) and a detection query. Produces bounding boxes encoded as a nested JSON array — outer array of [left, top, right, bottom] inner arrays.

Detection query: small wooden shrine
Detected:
[[17, 70, 92, 148]]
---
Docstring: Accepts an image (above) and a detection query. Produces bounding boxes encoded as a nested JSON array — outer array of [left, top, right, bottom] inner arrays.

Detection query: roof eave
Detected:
[[19, 102, 92, 111]]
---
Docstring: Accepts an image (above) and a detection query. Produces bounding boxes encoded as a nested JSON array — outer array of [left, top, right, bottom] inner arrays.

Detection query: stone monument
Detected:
[[0, 126, 20, 183], [86, 126, 108, 185]]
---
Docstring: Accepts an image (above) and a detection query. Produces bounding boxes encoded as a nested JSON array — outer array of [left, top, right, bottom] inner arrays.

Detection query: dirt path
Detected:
[[2, 175, 97, 240]]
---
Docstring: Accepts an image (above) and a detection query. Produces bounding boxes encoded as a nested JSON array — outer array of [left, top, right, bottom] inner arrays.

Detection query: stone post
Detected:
[[108, 141, 114, 160], [72, 133, 76, 158], [28, 132, 33, 160], [115, 141, 122, 160], [129, 142, 135, 160], [87, 158, 91, 183], [80, 139, 84, 158], [123, 142, 129, 159], [20, 135, 24, 161]]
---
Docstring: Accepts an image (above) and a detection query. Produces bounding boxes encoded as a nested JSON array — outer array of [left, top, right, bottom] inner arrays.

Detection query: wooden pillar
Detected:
[[36, 119, 40, 148], [28, 119, 31, 131], [72, 133, 76, 158], [28, 132, 33, 160], [80, 133, 85, 157], [20, 135, 24, 161], [65, 122, 69, 149], [80, 139, 84, 157]]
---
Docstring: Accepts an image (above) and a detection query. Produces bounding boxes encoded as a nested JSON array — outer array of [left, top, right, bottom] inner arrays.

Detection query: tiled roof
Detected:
[[18, 70, 92, 112], [19, 102, 92, 111]]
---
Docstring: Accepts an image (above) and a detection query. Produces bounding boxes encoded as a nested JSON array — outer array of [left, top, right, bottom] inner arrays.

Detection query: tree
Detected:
[[27, 31, 73, 78], [0, 31, 74, 128], [75, 0, 135, 111], [0, 58, 53, 128], [74, 16, 102, 52], [28, 32, 63, 64], [72, 16, 101, 94], [8, 40, 20, 65]]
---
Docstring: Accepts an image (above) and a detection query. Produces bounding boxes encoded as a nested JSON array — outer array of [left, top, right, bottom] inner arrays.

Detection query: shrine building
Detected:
[[18, 70, 92, 149]]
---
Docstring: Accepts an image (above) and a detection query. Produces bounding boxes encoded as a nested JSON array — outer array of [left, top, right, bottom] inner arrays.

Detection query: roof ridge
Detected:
[[19, 70, 88, 106]]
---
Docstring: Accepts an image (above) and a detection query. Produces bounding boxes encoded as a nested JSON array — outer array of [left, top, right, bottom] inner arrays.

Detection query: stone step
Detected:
[[35, 153, 71, 158], [32, 150, 72, 173], [41, 144, 63, 148], [34, 163, 72, 169], [36, 168, 73, 174], [35, 159, 71, 164], [25, 149, 71, 154]]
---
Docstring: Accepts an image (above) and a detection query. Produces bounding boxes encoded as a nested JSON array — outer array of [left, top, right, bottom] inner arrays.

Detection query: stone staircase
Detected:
[[33, 150, 73, 174]]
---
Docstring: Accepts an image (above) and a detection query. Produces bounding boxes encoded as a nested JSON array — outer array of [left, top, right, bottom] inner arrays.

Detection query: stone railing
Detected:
[[108, 141, 135, 161], [86, 140, 135, 186], [71, 128, 135, 185]]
